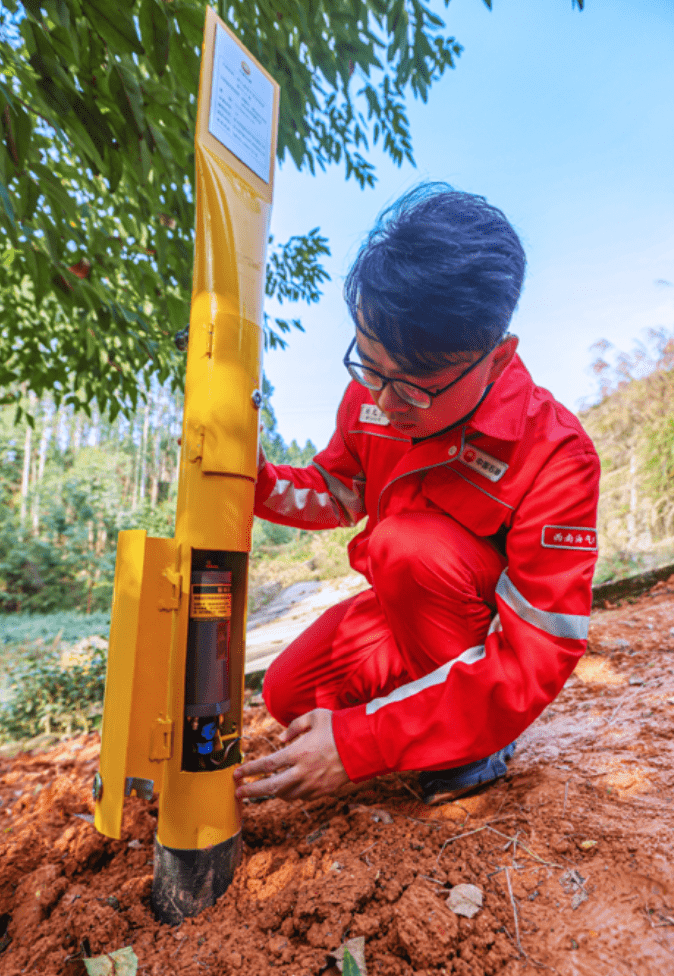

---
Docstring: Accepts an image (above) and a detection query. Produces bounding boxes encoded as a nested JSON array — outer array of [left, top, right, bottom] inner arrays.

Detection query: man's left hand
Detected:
[[233, 708, 350, 802]]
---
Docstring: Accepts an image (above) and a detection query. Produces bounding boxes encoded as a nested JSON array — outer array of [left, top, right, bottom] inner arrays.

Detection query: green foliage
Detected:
[[264, 229, 330, 352], [0, 386, 178, 612], [0, 374, 317, 613], [0, 609, 109, 645], [0, 0, 473, 417], [0, 639, 107, 742], [0, 435, 125, 611], [253, 519, 296, 548], [118, 494, 178, 538], [593, 550, 644, 587], [645, 413, 674, 501], [581, 328, 674, 571]]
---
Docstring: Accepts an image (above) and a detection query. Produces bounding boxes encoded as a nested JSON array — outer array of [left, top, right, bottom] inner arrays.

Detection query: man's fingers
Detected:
[[279, 712, 313, 744], [234, 747, 291, 781], [236, 764, 299, 800]]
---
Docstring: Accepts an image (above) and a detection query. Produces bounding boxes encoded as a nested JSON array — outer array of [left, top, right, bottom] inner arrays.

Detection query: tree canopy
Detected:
[[0, 0, 584, 420]]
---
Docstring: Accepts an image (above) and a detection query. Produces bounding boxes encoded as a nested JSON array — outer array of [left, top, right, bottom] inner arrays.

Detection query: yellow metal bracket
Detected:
[[186, 423, 205, 462], [150, 718, 174, 762], [95, 532, 177, 839], [158, 568, 182, 611]]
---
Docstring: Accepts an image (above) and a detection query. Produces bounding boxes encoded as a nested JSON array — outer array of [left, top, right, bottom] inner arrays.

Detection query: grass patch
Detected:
[[0, 638, 107, 743], [0, 612, 111, 744], [0, 610, 111, 646]]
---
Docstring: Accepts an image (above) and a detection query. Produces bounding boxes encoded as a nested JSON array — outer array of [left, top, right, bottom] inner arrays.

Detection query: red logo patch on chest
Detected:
[[541, 525, 598, 550], [458, 444, 508, 483]]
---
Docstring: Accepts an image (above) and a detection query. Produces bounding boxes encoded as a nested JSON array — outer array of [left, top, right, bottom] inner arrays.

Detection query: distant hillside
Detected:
[[579, 364, 674, 583]]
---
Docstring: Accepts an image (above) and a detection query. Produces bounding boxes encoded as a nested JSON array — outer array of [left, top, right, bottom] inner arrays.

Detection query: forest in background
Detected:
[[1, 326, 673, 616], [579, 326, 674, 582], [0, 372, 317, 615]]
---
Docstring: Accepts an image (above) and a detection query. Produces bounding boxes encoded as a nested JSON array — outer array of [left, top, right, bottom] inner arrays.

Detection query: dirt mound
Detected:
[[2, 579, 674, 975]]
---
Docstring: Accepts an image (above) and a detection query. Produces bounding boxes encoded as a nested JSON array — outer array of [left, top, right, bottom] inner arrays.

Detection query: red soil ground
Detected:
[[2, 579, 674, 976]]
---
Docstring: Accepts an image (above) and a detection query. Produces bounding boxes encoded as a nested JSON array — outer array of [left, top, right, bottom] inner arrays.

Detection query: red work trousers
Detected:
[[262, 512, 507, 773]]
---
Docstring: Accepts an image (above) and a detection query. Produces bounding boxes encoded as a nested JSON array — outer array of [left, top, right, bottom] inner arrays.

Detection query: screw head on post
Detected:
[[251, 389, 263, 409], [92, 771, 103, 802]]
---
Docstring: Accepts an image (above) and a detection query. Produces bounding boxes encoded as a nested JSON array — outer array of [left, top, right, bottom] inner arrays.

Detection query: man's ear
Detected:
[[487, 334, 519, 384]]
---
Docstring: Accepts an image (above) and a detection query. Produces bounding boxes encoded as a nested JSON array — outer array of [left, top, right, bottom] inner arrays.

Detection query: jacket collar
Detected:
[[464, 353, 533, 443]]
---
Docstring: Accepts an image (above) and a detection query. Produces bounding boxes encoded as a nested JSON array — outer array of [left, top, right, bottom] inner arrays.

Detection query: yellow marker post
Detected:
[[93, 8, 280, 925]]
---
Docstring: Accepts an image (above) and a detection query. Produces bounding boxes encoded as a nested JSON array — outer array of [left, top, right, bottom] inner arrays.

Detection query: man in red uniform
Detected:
[[234, 183, 600, 805]]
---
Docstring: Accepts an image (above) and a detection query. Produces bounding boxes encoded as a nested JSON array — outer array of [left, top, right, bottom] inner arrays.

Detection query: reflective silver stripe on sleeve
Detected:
[[312, 461, 366, 527], [365, 644, 486, 715], [496, 569, 589, 640], [262, 478, 341, 524]]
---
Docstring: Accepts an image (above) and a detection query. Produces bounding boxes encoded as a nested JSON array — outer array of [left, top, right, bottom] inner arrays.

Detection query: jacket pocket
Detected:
[[421, 465, 512, 538]]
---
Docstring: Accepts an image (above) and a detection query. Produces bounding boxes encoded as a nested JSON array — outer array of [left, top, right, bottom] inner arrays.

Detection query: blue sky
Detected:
[[262, 0, 674, 449]]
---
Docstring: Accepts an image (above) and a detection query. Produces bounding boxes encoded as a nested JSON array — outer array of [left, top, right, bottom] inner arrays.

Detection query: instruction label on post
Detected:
[[190, 583, 232, 620], [208, 22, 274, 183]]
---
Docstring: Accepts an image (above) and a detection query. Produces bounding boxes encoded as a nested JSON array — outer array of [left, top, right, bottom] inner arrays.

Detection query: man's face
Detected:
[[355, 327, 518, 438]]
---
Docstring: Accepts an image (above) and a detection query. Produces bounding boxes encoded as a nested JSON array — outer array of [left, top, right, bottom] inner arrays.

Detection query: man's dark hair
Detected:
[[344, 182, 526, 373]]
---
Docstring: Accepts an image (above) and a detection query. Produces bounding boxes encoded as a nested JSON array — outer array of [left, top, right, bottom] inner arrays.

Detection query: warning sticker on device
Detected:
[[190, 584, 232, 620]]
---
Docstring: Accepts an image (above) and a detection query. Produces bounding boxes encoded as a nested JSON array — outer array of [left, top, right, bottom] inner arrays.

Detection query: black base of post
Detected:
[[151, 830, 242, 925]]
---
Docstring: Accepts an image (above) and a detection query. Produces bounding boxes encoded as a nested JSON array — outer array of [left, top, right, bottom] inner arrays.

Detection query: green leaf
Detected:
[[36, 74, 73, 116], [37, 214, 61, 264], [139, 0, 172, 77], [50, 22, 79, 63], [146, 121, 173, 169], [0, 77, 16, 111], [165, 293, 189, 332], [53, 0, 71, 30], [169, 30, 199, 93], [105, 145, 124, 194], [5, 102, 32, 172], [32, 165, 74, 215], [0, 178, 18, 236], [83, 946, 138, 976], [343, 948, 364, 976], [33, 248, 53, 307], [86, 0, 144, 57], [138, 137, 152, 182], [110, 64, 146, 138], [21, 0, 43, 21], [173, 4, 205, 47]]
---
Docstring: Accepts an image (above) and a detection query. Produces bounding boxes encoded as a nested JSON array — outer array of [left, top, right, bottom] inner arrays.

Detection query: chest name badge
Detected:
[[359, 403, 390, 426], [542, 525, 598, 551], [458, 445, 508, 483]]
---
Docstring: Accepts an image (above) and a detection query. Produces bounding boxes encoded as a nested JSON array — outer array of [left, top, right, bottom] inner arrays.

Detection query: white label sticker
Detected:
[[459, 445, 508, 483], [541, 525, 598, 551], [208, 23, 274, 183], [359, 403, 390, 426]]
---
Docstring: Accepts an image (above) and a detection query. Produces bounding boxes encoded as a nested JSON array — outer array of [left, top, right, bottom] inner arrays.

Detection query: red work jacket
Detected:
[[254, 355, 600, 780]]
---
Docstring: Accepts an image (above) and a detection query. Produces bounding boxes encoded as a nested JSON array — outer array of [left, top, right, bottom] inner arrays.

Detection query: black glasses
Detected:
[[343, 337, 500, 409]]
